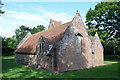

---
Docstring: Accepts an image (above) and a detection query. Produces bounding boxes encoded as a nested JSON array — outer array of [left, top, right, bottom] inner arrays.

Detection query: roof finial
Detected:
[[76, 10, 80, 16], [50, 18, 52, 21], [76, 10, 79, 13], [50, 18, 52, 23], [95, 32, 98, 37]]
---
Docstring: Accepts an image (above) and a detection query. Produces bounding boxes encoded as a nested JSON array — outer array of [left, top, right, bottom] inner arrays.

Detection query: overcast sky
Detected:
[[0, 2, 100, 37]]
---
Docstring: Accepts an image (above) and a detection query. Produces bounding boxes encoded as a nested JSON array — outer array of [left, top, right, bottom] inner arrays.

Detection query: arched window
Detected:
[[39, 36, 48, 55], [75, 33, 83, 54]]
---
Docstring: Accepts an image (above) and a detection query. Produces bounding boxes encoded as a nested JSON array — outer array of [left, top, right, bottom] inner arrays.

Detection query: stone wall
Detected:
[[54, 19, 104, 72], [15, 54, 35, 65], [91, 36, 104, 67], [15, 54, 53, 72], [55, 26, 92, 72]]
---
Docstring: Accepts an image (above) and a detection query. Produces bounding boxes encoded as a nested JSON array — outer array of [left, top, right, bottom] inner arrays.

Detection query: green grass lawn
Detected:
[[1, 56, 120, 78]]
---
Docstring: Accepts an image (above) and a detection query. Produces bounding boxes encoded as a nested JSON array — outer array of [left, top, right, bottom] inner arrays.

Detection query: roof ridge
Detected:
[[31, 21, 72, 36], [15, 20, 72, 53], [52, 19, 61, 23], [49, 21, 71, 29]]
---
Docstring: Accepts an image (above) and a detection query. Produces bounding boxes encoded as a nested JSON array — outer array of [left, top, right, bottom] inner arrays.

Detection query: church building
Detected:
[[15, 11, 104, 73]]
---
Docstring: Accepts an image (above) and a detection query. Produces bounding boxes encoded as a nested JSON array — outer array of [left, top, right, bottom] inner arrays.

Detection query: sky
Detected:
[[0, 2, 101, 37]]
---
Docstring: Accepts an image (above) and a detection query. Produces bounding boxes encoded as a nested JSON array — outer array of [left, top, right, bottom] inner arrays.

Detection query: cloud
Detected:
[[15, 4, 24, 7], [0, 3, 87, 37], [6, 10, 45, 22], [39, 8, 72, 23], [0, 7, 72, 37], [0, 17, 16, 37]]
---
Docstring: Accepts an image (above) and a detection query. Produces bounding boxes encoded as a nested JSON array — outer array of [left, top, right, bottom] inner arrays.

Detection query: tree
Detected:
[[30, 25, 45, 34], [2, 37, 17, 49], [0, 1, 5, 15], [2, 37, 17, 56], [14, 25, 30, 44], [103, 0, 119, 2], [103, 38, 120, 56], [86, 1, 120, 55], [115, 38, 120, 56], [14, 25, 46, 44], [86, 2, 120, 40], [87, 26, 98, 36]]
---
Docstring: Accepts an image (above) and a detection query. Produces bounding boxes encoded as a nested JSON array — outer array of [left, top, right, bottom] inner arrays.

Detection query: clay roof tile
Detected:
[[16, 22, 72, 54]]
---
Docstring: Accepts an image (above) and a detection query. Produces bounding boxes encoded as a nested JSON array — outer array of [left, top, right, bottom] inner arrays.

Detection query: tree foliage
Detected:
[[86, 1, 120, 55], [86, 2, 120, 39], [2, 37, 17, 56], [0, 1, 5, 15], [30, 25, 45, 34], [103, 38, 120, 56], [14, 25, 30, 44], [3, 25, 45, 56], [14, 25, 46, 44], [2, 37, 17, 49]]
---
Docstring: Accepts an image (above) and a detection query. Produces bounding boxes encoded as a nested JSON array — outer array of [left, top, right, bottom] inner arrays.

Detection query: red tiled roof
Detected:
[[52, 19, 62, 27], [16, 22, 72, 54]]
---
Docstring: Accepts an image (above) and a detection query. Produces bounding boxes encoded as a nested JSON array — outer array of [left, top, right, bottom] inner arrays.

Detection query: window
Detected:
[[75, 33, 82, 54], [46, 45, 53, 54], [40, 42, 44, 54], [75, 33, 83, 37], [39, 37, 46, 54], [49, 45, 53, 51]]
